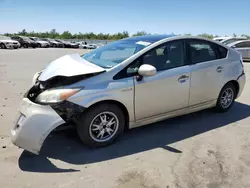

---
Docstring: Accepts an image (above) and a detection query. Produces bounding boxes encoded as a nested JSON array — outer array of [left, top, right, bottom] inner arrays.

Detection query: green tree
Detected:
[[197, 33, 214, 39], [19, 29, 27, 35], [132, 31, 148, 36], [61, 31, 72, 39]]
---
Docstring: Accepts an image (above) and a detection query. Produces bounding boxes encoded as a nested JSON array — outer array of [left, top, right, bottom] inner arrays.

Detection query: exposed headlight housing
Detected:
[[35, 88, 81, 104], [32, 71, 42, 85]]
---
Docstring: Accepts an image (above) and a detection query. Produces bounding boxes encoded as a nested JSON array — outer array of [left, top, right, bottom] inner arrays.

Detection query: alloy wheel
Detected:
[[220, 88, 234, 108], [89, 112, 119, 142]]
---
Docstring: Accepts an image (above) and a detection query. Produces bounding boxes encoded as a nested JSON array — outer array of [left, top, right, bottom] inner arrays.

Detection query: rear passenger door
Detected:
[[188, 39, 228, 106]]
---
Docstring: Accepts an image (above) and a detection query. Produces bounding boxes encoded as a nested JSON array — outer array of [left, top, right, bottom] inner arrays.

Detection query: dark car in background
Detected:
[[29, 37, 50, 48], [55, 39, 72, 48], [11, 36, 37, 48], [41, 38, 64, 48]]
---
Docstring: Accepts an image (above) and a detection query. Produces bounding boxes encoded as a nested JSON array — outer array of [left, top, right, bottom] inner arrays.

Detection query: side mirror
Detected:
[[138, 64, 157, 77], [231, 45, 236, 49]]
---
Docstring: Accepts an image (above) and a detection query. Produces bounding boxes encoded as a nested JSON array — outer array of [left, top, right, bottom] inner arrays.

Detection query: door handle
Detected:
[[216, 66, 223, 73], [178, 75, 189, 83]]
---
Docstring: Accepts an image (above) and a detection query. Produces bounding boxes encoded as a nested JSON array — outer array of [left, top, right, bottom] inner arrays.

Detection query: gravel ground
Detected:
[[0, 48, 250, 188]]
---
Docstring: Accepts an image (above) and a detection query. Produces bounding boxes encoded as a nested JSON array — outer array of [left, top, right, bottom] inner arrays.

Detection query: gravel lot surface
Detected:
[[0, 48, 250, 188]]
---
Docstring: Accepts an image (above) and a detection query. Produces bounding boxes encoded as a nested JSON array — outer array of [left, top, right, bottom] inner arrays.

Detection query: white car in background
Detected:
[[228, 40, 250, 61], [220, 37, 247, 45], [30, 37, 50, 48], [0, 35, 20, 49], [213, 37, 230, 42]]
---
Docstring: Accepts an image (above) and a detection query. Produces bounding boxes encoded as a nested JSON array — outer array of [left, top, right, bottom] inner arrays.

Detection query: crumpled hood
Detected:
[[38, 54, 105, 81]]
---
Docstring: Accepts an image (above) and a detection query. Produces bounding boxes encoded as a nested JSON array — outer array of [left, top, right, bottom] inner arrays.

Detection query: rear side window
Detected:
[[189, 40, 216, 64], [217, 46, 228, 59], [235, 41, 250, 48], [188, 40, 228, 64]]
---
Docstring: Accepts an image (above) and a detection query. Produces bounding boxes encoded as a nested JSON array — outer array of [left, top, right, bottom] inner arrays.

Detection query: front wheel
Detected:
[[215, 83, 236, 112], [77, 103, 125, 148], [0, 43, 6, 49]]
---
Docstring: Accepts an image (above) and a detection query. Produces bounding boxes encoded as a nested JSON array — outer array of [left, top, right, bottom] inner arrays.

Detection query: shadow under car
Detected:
[[18, 101, 250, 173]]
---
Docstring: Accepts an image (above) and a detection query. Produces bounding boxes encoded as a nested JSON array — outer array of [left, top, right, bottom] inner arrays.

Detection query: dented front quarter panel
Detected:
[[67, 76, 135, 122]]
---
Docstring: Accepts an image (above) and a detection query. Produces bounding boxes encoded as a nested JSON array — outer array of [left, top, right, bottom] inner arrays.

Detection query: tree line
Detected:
[[4, 29, 250, 40]]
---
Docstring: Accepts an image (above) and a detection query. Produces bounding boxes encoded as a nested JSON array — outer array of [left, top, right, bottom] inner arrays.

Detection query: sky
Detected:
[[0, 0, 250, 36]]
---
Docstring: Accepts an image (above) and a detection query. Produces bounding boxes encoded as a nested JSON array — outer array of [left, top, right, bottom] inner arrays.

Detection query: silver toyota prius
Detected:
[[11, 35, 246, 154]]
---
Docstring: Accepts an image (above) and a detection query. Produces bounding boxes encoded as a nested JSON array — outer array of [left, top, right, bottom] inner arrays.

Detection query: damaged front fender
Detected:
[[11, 98, 65, 154]]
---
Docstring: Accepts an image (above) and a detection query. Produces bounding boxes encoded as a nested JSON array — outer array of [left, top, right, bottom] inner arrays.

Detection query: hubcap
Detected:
[[221, 88, 234, 108], [89, 112, 119, 142]]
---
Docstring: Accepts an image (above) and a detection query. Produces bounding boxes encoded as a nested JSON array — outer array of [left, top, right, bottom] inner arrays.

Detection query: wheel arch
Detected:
[[223, 80, 240, 98], [83, 100, 130, 130]]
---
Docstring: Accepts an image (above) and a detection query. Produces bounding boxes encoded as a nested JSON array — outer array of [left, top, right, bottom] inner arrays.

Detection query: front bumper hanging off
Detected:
[[11, 98, 65, 154]]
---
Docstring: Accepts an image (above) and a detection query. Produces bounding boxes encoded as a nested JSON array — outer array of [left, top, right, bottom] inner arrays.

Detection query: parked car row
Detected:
[[0, 35, 99, 49], [213, 36, 250, 61]]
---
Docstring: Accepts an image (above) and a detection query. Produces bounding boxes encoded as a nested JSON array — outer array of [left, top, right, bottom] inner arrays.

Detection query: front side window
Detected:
[[140, 40, 185, 71], [189, 40, 216, 64], [82, 40, 150, 69]]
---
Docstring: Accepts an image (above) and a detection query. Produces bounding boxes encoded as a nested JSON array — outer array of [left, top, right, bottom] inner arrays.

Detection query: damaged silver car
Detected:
[[11, 35, 246, 154]]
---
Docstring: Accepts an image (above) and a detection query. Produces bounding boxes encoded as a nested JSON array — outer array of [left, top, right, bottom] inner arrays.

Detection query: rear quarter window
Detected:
[[217, 46, 228, 59]]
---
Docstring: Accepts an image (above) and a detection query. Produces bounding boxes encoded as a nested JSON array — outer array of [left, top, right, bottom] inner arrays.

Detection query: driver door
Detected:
[[133, 40, 191, 121]]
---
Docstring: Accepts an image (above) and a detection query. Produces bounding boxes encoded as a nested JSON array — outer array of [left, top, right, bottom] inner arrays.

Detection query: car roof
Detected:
[[213, 36, 230, 40], [122, 34, 176, 43]]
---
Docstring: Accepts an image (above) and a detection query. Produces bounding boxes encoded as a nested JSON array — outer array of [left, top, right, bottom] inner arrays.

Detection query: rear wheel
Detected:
[[77, 103, 125, 148], [23, 43, 28, 48], [215, 83, 236, 112], [37, 44, 41, 48], [53, 44, 57, 48]]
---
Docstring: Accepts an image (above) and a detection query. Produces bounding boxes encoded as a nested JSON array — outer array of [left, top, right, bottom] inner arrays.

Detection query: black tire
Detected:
[[215, 82, 236, 112], [37, 44, 41, 48], [53, 44, 57, 48], [23, 43, 28, 48], [0, 43, 6, 49], [77, 103, 125, 148], [14, 46, 18, 49]]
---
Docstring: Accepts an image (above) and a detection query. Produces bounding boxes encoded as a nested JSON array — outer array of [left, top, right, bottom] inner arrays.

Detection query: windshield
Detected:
[[0, 35, 11, 40], [82, 39, 150, 68], [222, 38, 245, 45]]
